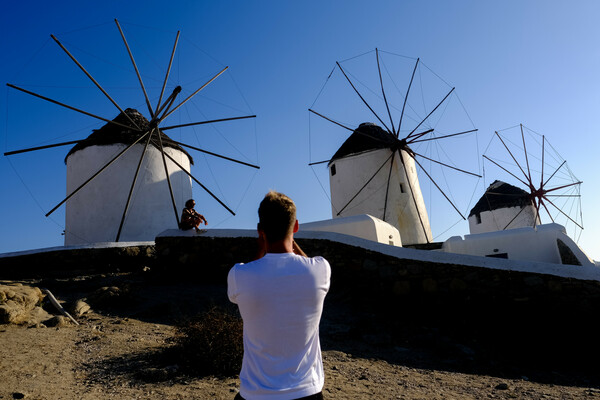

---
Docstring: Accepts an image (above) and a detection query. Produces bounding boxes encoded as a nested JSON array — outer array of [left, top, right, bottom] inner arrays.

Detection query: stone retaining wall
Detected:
[[0, 245, 155, 279], [156, 235, 600, 372], [3, 236, 600, 371]]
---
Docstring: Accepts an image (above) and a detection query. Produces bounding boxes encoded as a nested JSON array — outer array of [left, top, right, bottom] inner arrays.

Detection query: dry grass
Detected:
[[173, 307, 243, 377]]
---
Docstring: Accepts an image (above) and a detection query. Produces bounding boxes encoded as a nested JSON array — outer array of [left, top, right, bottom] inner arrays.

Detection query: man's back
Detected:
[[228, 253, 331, 400]]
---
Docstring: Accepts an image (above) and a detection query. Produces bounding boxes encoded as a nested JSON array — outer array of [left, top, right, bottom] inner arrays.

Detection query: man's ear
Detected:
[[293, 219, 299, 233]]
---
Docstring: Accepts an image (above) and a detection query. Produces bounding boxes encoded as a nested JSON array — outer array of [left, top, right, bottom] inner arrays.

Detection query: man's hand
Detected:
[[254, 232, 268, 260]]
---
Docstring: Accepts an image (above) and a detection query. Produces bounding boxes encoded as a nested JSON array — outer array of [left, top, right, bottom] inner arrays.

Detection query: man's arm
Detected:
[[292, 240, 307, 257]]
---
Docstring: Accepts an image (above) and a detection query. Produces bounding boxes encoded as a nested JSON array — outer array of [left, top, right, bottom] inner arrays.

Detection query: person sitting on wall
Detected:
[[179, 199, 207, 232]]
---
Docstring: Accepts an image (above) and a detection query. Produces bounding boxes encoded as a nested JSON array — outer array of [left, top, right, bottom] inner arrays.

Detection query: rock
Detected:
[[495, 382, 509, 390], [44, 315, 73, 328], [27, 306, 53, 326], [87, 286, 127, 308], [0, 285, 45, 324], [70, 299, 91, 317]]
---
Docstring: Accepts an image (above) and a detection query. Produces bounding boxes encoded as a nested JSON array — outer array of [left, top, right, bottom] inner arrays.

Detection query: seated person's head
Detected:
[[185, 199, 195, 208], [258, 191, 296, 243]]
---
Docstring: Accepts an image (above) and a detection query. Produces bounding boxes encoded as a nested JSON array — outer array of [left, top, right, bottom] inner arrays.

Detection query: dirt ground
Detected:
[[1, 271, 599, 400]]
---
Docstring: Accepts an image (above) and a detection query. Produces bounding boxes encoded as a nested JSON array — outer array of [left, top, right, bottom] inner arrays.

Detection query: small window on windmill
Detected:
[[476, 213, 482, 224], [399, 183, 404, 193], [330, 164, 336, 176]]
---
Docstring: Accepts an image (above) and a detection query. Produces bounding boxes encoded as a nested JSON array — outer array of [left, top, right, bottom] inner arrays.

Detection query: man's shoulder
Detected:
[[304, 255, 329, 265], [296, 255, 330, 274]]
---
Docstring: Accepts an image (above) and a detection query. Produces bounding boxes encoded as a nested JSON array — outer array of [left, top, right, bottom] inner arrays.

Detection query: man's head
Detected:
[[185, 199, 195, 208], [258, 191, 297, 242]]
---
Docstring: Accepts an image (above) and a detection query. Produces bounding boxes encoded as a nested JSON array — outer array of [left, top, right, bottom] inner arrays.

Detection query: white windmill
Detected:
[[477, 124, 583, 238], [309, 49, 481, 246], [4, 20, 259, 245]]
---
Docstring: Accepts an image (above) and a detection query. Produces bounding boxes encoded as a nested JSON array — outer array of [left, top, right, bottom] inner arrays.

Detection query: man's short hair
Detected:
[[258, 191, 297, 242], [185, 199, 195, 208]]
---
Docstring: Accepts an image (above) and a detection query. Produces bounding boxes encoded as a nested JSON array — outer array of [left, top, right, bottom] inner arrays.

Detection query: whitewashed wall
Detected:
[[469, 204, 540, 234], [329, 148, 432, 245], [443, 223, 594, 267], [65, 143, 192, 245], [299, 214, 402, 247]]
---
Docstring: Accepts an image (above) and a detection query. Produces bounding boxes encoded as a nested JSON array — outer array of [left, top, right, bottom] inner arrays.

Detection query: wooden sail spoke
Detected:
[[398, 153, 430, 241], [114, 19, 155, 119], [542, 160, 567, 188], [539, 198, 555, 223], [494, 131, 532, 186], [482, 155, 529, 187], [157, 87, 181, 122], [397, 58, 419, 137], [6, 84, 139, 132], [376, 48, 396, 136], [161, 115, 256, 131], [382, 151, 395, 221], [405, 129, 434, 143], [502, 202, 527, 230], [308, 159, 331, 166], [336, 61, 392, 134], [412, 155, 465, 220], [409, 129, 478, 144], [405, 87, 455, 140], [532, 197, 541, 228], [4, 139, 84, 156], [336, 151, 395, 216], [155, 128, 180, 226], [50, 34, 140, 131], [161, 66, 229, 122], [540, 135, 545, 188], [150, 139, 235, 215], [308, 109, 354, 132], [520, 124, 533, 187], [543, 181, 583, 193], [171, 140, 260, 169], [155, 86, 182, 120], [413, 152, 481, 177], [308, 109, 391, 144], [543, 195, 584, 230], [115, 129, 155, 241], [45, 130, 151, 217], [155, 30, 180, 117]]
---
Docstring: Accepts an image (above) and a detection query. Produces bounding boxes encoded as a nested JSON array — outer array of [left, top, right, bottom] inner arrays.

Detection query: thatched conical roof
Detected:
[[469, 180, 531, 218], [329, 122, 396, 164], [65, 108, 193, 164]]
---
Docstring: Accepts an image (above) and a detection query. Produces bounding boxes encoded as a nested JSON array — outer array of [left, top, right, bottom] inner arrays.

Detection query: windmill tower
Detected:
[[468, 180, 540, 235], [309, 49, 480, 245], [4, 20, 259, 245], [64, 109, 194, 245], [328, 122, 431, 244], [481, 124, 583, 238]]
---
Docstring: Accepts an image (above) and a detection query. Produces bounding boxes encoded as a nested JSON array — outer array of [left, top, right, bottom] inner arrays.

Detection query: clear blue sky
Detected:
[[1, 1, 599, 260]]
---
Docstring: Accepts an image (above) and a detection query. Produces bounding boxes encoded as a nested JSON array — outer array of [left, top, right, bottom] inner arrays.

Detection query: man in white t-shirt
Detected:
[[228, 191, 331, 400]]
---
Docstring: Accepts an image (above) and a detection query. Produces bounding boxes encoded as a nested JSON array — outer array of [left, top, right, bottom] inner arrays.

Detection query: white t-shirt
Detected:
[[228, 252, 331, 400]]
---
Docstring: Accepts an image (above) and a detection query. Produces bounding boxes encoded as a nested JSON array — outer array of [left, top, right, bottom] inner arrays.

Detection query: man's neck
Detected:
[[265, 237, 294, 254]]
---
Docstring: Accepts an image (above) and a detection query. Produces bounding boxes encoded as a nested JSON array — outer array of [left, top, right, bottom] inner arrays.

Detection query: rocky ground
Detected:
[[1, 271, 600, 399]]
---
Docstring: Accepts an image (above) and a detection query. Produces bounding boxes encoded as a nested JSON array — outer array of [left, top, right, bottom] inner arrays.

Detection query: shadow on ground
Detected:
[[32, 270, 600, 390]]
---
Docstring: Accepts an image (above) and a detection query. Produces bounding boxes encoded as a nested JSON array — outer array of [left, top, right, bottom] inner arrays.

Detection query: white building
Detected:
[[443, 223, 594, 267], [468, 180, 540, 234], [328, 123, 432, 245], [299, 214, 402, 247], [64, 109, 193, 245]]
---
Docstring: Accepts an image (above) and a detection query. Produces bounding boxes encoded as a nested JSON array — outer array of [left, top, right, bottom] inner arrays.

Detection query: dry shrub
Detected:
[[174, 306, 243, 377]]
